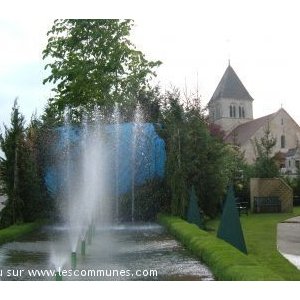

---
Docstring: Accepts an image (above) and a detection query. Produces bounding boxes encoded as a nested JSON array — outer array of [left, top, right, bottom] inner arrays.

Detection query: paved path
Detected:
[[277, 216, 300, 269]]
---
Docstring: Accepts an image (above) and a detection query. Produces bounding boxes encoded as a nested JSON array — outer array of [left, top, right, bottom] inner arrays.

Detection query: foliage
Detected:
[[159, 89, 245, 218], [206, 207, 300, 280], [186, 186, 204, 228], [0, 222, 41, 245], [282, 170, 300, 199], [159, 214, 283, 280], [0, 101, 50, 228], [119, 179, 170, 222], [253, 123, 279, 178], [42, 19, 161, 122], [0, 100, 26, 225]]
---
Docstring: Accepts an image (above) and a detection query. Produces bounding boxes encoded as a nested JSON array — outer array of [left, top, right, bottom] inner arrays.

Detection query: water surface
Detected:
[[0, 223, 213, 281]]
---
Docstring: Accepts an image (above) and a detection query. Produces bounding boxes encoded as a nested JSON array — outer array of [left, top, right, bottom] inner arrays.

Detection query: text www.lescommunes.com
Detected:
[[5, 268, 158, 279]]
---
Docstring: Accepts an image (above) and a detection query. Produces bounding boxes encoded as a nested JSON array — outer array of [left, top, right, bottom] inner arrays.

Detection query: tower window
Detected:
[[216, 104, 220, 119], [281, 135, 286, 149], [233, 106, 236, 118], [230, 105, 236, 118], [238, 106, 245, 118]]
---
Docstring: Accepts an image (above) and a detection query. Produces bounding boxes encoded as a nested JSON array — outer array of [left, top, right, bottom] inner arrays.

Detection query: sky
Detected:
[[1, 0, 300, 131]]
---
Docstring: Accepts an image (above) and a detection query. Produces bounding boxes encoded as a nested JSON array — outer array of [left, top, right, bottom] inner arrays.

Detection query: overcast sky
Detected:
[[1, 0, 300, 131]]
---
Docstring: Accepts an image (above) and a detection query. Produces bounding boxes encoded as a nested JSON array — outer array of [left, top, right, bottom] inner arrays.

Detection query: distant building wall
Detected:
[[241, 110, 300, 164], [250, 178, 293, 213]]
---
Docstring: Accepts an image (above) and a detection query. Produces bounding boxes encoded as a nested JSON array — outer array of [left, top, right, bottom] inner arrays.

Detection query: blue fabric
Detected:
[[45, 123, 166, 197]]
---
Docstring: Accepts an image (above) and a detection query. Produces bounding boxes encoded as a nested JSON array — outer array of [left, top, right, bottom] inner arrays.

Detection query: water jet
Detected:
[[81, 240, 86, 256], [71, 251, 77, 269], [55, 271, 63, 281], [87, 225, 92, 245]]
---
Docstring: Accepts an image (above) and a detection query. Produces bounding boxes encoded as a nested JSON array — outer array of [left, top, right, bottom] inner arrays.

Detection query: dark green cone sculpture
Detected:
[[187, 185, 204, 229], [217, 184, 247, 254]]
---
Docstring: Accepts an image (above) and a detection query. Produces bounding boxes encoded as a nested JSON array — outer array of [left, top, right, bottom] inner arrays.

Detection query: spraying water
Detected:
[[131, 103, 144, 222], [50, 107, 112, 270], [48, 103, 154, 271], [113, 103, 121, 222]]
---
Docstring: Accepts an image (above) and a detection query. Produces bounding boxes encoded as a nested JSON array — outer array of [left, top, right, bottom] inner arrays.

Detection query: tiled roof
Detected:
[[285, 148, 298, 157], [225, 112, 276, 145], [209, 65, 253, 103]]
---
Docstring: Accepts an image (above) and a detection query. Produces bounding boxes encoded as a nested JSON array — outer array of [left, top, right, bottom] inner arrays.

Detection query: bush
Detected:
[[0, 222, 41, 245], [158, 214, 283, 280], [119, 179, 170, 222]]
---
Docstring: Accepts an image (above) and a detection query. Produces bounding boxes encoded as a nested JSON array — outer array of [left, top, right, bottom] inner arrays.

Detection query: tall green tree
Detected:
[[253, 123, 279, 178], [0, 101, 46, 227], [0, 100, 25, 225], [159, 89, 236, 218], [42, 19, 161, 122]]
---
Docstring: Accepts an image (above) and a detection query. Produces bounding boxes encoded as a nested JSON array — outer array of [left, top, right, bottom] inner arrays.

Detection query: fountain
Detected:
[[49, 107, 112, 273], [81, 240, 86, 256], [113, 103, 121, 222], [46, 103, 168, 279], [71, 251, 77, 269], [0, 102, 213, 282], [131, 103, 144, 222], [55, 271, 63, 281]]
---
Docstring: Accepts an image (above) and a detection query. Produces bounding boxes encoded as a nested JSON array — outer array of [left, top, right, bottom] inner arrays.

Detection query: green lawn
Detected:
[[206, 207, 300, 280], [0, 222, 41, 245]]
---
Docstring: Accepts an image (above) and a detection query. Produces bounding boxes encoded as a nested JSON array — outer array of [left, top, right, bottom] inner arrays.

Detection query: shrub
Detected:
[[158, 214, 283, 281]]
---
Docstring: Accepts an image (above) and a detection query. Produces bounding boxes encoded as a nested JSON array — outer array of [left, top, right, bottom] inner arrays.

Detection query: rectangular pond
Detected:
[[0, 223, 213, 281]]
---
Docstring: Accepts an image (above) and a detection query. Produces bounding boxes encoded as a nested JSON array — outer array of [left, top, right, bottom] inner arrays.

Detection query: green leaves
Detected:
[[42, 19, 161, 122], [254, 123, 279, 178], [160, 90, 237, 218], [0, 101, 47, 227]]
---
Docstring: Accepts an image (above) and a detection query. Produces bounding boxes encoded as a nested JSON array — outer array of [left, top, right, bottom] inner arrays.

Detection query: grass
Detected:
[[0, 222, 41, 245], [158, 214, 284, 280], [206, 206, 300, 280]]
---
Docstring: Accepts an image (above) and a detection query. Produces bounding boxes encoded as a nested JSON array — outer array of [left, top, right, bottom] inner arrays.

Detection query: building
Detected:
[[208, 64, 300, 171], [284, 147, 300, 175], [208, 63, 254, 133]]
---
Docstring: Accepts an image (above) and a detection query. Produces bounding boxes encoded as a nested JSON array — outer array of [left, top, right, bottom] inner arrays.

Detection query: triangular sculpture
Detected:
[[187, 185, 204, 229], [217, 184, 247, 254]]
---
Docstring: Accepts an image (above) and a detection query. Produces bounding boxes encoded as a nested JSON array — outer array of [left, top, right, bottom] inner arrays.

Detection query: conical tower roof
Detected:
[[209, 64, 253, 103]]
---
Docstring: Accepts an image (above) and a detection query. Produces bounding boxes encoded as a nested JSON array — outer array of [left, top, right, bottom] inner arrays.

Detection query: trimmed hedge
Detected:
[[0, 222, 41, 245], [158, 214, 284, 280]]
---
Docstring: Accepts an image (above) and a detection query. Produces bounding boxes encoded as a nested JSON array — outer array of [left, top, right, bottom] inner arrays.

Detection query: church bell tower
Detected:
[[208, 63, 254, 133]]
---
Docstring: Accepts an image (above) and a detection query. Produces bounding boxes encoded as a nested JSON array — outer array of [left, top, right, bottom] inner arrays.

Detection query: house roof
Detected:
[[285, 147, 300, 158], [285, 148, 297, 157], [209, 64, 253, 104], [225, 112, 276, 145]]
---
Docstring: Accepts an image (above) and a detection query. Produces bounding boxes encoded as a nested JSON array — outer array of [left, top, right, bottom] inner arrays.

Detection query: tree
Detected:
[[253, 123, 279, 178], [42, 19, 161, 122], [0, 99, 25, 225], [0, 101, 47, 227], [159, 89, 236, 218]]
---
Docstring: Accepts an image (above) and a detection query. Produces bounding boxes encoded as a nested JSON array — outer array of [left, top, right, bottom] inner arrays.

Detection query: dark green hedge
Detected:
[[0, 222, 41, 245], [158, 214, 283, 280]]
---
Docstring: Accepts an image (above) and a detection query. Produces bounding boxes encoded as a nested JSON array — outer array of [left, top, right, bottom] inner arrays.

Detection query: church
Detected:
[[208, 63, 300, 173]]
